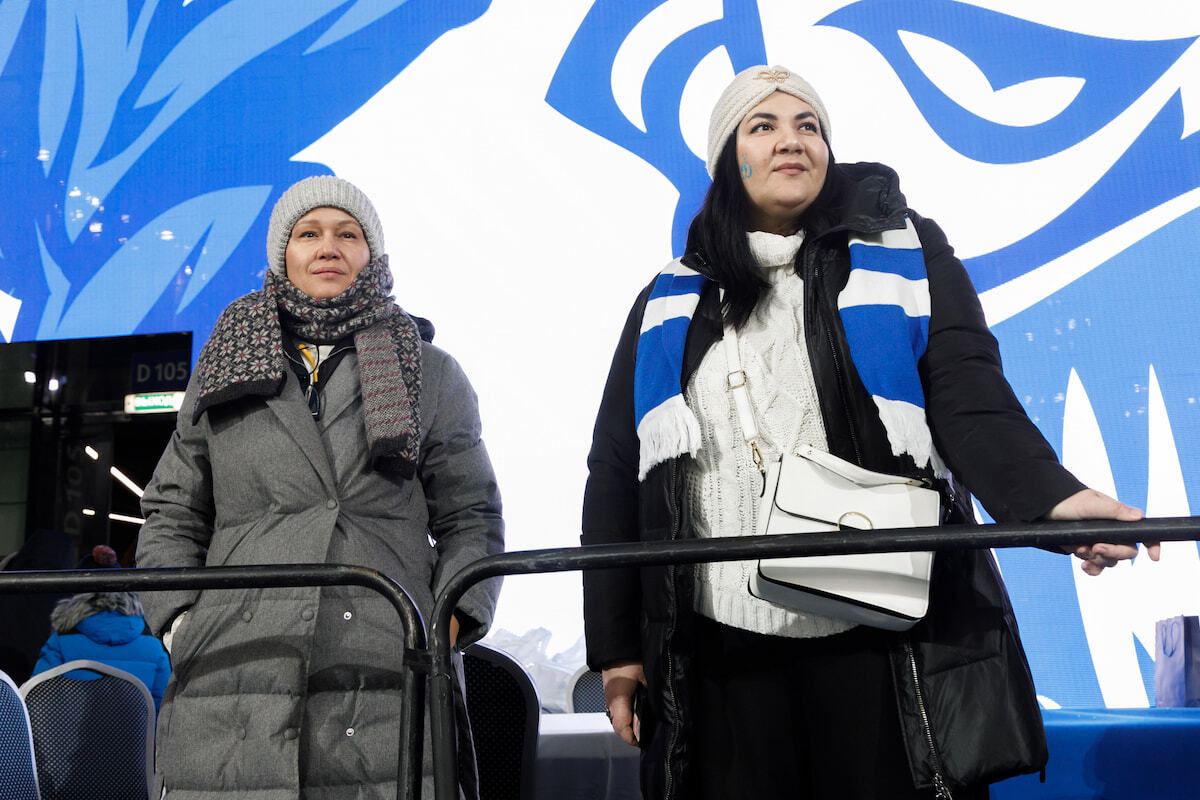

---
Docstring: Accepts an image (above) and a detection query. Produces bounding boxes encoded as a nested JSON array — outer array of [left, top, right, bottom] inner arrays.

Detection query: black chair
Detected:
[[20, 659, 154, 800], [570, 666, 606, 714], [462, 643, 540, 800], [0, 669, 40, 800]]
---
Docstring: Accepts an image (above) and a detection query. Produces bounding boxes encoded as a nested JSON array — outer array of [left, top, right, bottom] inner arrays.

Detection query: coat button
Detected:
[[241, 611, 253, 622], [343, 611, 352, 621], [283, 728, 298, 740], [345, 727, 355, 737], [236, 725, 246, 739], [301, 608, 314, 621], [326, 499, 337, 510]]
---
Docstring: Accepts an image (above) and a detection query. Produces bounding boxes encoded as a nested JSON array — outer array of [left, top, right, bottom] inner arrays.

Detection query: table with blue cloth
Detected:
[[992, 708, 1200, 799], [535, 708, 1200, 799]]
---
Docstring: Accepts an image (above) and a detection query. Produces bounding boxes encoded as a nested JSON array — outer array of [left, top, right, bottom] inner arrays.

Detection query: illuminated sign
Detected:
[[123, 392, 185, 415]]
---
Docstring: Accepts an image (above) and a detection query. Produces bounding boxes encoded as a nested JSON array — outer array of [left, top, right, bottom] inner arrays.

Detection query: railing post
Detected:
[[0, 564, 426, 800]]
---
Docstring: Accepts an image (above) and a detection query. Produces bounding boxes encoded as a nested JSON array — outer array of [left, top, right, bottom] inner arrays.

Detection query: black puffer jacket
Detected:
[[581, 162, 1086, 799]]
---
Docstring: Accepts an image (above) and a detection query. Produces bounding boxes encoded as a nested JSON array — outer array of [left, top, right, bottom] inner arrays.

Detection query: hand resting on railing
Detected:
[[1047, 488, 1161, 576]]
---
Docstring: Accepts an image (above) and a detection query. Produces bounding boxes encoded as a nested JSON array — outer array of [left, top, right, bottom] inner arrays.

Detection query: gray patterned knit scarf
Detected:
[[193, 256, 422, 478]]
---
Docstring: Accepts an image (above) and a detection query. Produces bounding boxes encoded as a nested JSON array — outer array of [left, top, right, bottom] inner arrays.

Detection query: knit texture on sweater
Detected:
[[686, 231, 855, 639]]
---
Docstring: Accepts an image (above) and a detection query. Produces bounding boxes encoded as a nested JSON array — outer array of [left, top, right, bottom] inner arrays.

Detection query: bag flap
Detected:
[[770, 451, 941, 530], [796, 445, 928, 488]]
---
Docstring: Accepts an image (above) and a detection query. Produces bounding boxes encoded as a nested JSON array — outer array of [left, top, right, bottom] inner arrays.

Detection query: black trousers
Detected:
[[690, 616, 989, 800]]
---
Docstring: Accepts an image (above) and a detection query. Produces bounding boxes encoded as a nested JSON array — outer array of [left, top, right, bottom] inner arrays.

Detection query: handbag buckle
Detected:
[[749, 439, 766, 475], [837, 511, 874, 530]]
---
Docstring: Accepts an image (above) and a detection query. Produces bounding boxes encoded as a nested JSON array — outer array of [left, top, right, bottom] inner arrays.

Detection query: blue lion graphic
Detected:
[[0, 0, 491, 357]]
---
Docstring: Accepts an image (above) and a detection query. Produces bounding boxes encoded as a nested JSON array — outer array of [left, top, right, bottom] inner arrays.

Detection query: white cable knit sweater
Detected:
[[685, 231, 856, 639]]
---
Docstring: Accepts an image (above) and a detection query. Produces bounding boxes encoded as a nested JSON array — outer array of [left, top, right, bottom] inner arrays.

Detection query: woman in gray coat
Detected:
[[136, 176, 504, 799]]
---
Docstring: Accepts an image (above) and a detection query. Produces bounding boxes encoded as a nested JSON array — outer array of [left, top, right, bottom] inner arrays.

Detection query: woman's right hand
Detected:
[[601, 661, 646, 746]]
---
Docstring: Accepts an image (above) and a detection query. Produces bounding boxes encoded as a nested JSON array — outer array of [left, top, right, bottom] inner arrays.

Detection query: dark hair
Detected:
[[685, 136, 767, 330]]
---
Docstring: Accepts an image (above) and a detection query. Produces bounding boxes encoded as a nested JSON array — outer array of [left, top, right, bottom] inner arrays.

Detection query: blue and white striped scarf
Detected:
[[634, 261, 708, 479], [841, 218, 946, 475], [634, 217, 945, 479]]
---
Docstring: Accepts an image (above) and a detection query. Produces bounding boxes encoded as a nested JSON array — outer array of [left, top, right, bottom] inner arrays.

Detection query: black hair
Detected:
[[685, 136, 766, 331]]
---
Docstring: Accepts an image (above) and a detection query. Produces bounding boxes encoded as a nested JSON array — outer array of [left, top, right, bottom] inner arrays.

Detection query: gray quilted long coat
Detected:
[[136, 339, 504, 799]]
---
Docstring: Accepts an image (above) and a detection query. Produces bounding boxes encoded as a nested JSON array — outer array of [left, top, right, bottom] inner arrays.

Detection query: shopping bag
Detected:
[[1155, 615, 1200, 707]]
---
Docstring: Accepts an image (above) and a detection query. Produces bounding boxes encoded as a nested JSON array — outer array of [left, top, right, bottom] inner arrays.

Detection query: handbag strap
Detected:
[[720, 295, 767, 475]]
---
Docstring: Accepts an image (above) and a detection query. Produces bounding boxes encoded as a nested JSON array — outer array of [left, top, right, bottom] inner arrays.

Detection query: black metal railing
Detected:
[[0, 564, 427, 800], [425, 516, 1200, 800], [5, 519, 1197, 800]]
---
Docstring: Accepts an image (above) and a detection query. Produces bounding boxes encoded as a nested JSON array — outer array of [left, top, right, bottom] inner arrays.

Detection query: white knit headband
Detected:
[[706, 65, 832, 177]]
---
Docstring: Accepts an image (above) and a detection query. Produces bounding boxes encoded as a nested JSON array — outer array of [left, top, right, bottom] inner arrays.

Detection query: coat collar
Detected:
[[266, 372, 338, 495], [802, 161, 910, 240]]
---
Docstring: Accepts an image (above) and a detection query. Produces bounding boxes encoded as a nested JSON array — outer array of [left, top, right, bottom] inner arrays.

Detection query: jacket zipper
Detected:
[[806, 240, 863, 465], [903, 639, 954, 800], [663, 457, 682, 800], [285, 343, 353, 419], [284, 342, 354, 372], [810, 223, 953, 794]]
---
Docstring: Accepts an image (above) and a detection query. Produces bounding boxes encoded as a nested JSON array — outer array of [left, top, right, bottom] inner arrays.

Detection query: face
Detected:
[[735, 91, 829, 234], [284, 207, 371, 299]]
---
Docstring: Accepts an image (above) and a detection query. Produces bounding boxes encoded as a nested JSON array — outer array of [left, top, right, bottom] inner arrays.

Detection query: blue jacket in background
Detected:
[[33, 592, 171, 711]]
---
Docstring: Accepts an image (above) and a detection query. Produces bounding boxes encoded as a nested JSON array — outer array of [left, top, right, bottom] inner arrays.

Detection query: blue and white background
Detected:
[[3, 0, 1198, 709]]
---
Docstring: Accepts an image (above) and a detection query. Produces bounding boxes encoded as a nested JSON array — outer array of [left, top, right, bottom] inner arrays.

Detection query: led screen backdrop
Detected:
[[2, 0, 1198, 708]]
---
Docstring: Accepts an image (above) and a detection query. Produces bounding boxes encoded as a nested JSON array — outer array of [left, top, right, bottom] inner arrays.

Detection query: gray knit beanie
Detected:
[[706, 65, 832, 178], [266, 175, 385, 275]]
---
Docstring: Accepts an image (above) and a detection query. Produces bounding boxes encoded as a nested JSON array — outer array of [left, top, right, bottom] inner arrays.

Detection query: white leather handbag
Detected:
[[720, 321, 940, 631]]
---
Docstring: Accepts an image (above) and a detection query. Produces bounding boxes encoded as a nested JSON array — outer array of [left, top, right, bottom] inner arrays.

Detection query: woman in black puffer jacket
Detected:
[[581, 65, 1156, 800]]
